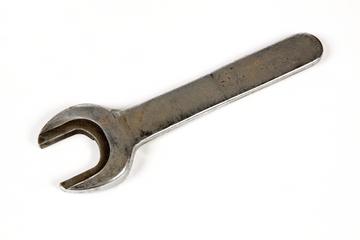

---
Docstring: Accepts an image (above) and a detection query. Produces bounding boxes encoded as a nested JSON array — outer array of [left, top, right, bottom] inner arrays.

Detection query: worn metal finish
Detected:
[[38, 33, 323, 191]]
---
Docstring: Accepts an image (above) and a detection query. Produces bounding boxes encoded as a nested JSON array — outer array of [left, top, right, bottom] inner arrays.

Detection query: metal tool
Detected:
[[38, 33, 323, 191]]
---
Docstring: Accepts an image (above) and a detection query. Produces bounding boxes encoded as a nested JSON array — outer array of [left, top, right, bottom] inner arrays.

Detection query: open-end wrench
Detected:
[[38, 33, 323, 191]]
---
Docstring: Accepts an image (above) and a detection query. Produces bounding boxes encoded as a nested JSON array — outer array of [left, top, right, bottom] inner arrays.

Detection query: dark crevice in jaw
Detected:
[[38, 119, 110, 189]]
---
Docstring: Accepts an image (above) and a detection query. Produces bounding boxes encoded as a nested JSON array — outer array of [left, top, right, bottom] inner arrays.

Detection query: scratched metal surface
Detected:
[[124, 33, 323, 143]]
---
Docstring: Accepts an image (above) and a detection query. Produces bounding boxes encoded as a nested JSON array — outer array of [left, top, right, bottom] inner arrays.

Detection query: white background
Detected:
[[1, 0, 359, 239]]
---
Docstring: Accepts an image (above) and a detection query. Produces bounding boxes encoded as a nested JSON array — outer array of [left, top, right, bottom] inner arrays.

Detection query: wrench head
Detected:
[[38, 104, 135, 192]]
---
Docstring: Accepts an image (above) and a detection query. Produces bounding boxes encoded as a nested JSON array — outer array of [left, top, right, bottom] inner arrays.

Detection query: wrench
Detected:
[[38, 33, 323, 191]]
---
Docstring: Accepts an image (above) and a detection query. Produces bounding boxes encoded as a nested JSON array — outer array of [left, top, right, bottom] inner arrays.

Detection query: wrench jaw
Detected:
[[38, 104, 135, 192], [62, 148, 133, 192]]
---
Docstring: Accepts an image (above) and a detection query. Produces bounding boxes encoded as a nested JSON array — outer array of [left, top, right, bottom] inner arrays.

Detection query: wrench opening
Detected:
[[38, 104, 134, 191], [38, 119, 110, 189]]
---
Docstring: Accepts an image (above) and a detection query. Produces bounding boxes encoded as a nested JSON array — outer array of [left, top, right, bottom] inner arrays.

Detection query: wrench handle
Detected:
[[124, 33, 323, 143]]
